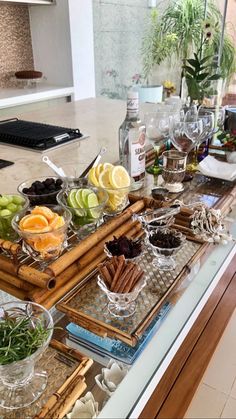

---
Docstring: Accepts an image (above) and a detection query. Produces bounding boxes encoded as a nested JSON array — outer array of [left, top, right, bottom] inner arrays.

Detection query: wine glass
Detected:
[[170, 118, 203, 172], [145, 111, 174, 176]]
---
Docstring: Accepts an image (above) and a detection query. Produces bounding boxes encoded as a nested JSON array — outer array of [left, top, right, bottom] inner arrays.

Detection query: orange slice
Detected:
[[33, 233, 62, 252], [20, 214, 49, 231], [49, 214, 65, 229], [31, 206, 55, 221]]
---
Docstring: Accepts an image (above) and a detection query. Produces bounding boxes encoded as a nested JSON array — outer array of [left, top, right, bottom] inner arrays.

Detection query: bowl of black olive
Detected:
[[147, 228, 186, 271], [17, 176, 65, 206]]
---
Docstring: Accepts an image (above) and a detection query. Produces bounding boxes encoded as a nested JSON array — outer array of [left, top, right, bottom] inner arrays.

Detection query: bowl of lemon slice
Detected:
[[88, 163, 131, 215]]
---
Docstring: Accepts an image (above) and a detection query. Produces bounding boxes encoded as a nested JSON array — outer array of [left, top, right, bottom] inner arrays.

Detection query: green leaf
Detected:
[[194, 53, 201, 65], [187, 59, 199, 67], [184, 65, 196, 76], [196, 72, 210, 81], [207, 74, 221, 81], [200, 55, 214, 65]]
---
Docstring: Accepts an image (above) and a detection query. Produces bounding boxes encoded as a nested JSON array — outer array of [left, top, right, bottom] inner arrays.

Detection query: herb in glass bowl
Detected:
[[0, 316, 49, 365]]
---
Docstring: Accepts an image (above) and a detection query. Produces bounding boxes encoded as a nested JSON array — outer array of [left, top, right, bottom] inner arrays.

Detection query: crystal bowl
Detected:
[[0, 194, 29, 241], [133, 208, 175, 233], [0, 301, 53, 409], [104, 241, 144, 262], [147, 228, 186, 271], [97, 274, 146, 318], [17, 176, 65, 206], [57, 186, 108, 239], [12, 204, 71, 262]]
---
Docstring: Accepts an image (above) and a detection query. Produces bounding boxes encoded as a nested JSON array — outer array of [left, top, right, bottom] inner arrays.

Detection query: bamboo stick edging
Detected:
[[0, 278, 29, 300], [46, 199, 145, 277], [0, 269, 34, 291]]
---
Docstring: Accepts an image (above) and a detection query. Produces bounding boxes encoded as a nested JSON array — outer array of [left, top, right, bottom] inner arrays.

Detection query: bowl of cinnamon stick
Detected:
[[97, 255, 146, 318]]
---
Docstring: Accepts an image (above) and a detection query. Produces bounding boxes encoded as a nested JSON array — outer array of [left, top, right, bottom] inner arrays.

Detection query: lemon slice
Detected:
[[109, 166, 130, 189], [95, 163, 103, 179], [102, 162, 113, 171], [98, 168, 113, 188], [88, 167, 99, 187]]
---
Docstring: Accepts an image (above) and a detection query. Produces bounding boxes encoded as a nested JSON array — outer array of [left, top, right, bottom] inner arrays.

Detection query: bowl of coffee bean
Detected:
[[18, 177, 64, 206], [147, 228, 185, 271]]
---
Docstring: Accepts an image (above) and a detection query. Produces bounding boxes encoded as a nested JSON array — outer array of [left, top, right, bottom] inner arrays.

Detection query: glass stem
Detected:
[[154, 145, 160, 166]]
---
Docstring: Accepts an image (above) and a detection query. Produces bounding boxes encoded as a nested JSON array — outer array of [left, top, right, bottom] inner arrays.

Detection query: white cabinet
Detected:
[[0, 0, 54, 4]]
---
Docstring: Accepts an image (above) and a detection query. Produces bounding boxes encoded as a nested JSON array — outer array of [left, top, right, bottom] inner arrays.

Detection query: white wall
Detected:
[[29, 0, 73, 87], [29, 0, 96, 99], [68, 0, 95, 100]]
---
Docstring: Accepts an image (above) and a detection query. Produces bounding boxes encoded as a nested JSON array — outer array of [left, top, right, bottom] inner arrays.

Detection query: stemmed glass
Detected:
[[170, 118, 203, 172], [145, 111, 174, 175]]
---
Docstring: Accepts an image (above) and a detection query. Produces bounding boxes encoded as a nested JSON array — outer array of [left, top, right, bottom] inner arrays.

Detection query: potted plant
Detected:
[[141, 0, 236, 98]]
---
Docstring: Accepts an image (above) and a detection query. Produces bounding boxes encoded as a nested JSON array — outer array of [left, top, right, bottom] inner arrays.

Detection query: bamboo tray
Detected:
[[56, 239, 209, 346], [0, 174, 235, 310], [0, 339, 93, 419]]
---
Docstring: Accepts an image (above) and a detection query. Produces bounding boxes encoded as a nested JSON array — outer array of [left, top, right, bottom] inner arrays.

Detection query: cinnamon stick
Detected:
[[110, 255, 125, 291], [115, 264, 135, 293], [18, 265, 56, 289], [0, 269, 34, 291], [46, 199, 145, 277], [98, 265, 112, 286]]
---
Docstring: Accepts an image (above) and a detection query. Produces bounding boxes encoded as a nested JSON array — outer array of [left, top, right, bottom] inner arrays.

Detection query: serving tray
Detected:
[[0, 339, 93, 419], [56, 239, 209, 346]]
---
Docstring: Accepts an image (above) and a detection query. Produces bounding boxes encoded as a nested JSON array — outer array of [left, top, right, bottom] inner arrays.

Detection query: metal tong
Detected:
[[138, 205, 181, 222]]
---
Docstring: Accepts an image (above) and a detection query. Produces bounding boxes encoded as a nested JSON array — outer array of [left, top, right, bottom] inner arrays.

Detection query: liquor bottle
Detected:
[[119, 91, 146, 190]]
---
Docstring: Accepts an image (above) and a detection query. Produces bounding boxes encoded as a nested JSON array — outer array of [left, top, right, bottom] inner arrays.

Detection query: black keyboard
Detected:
[[0, 119, 83, 151]]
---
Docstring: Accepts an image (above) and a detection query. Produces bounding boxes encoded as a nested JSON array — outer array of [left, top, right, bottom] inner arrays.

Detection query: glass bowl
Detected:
[[97, 274, 146, 318], [133, 209, 175, 233], [17, 176, 65, 206], [104, 241, 144, 262], [102, 185, 130, 216], [0, 194, 29, 241], [12, 204, 71, 262], [57, 186, 108, 239], [57, 163, 90, 188], [147, 228, 186, 271], [0, 301, 53, 409]]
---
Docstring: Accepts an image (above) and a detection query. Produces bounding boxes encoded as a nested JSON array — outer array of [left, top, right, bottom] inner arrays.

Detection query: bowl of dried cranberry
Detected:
[[17, 177, 65, 206], [104, 235, 144, 261]]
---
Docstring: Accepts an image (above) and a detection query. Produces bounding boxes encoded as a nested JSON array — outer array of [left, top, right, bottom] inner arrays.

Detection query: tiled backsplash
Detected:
[[0, 4, 34, 88]]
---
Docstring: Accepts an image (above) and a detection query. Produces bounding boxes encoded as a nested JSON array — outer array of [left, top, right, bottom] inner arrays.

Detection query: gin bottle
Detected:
[[119, 91, 146, 190]]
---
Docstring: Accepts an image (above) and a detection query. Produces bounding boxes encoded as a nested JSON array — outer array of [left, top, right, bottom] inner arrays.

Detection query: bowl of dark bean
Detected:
[[18, 177, 65, 206], [104, 235, 144, 261], [147, 228, 185, 271]]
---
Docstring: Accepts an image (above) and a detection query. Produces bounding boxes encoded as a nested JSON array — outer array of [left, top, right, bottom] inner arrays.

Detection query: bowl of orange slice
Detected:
[[88, 163, 131, 215], [12, 205, 71, 262]]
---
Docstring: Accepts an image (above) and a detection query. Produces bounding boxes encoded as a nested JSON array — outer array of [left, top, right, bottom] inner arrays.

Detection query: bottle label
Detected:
[[127, 97, 139, 118], [129, 128, 146, 178]]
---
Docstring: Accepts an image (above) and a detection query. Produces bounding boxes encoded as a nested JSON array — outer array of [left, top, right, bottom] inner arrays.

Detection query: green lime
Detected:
[[75, 189, 84, 208], [81, 189, 92, 207], [67, 189, 78, 208], [87, 192, 99, 219]]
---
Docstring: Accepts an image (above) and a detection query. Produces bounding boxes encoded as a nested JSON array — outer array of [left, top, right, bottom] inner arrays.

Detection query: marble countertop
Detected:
[[0, 97, 155, 193], [0, 85, 74, 109]]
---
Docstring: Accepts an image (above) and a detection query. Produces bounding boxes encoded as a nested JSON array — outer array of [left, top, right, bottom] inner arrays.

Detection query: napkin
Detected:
[[198, 156, 236, 181]]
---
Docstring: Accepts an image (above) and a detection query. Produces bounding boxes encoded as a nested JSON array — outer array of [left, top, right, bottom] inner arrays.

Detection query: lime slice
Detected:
[[81, 189, 93, 206], [67, 189, 78, 208], [87, 192, 99, 218], [75, 189, 84, 208]]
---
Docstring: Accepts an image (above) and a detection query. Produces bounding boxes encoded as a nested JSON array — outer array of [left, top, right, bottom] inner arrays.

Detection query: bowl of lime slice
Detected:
[[0, 194, 29, 241], [57, 186, 108, 239]]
